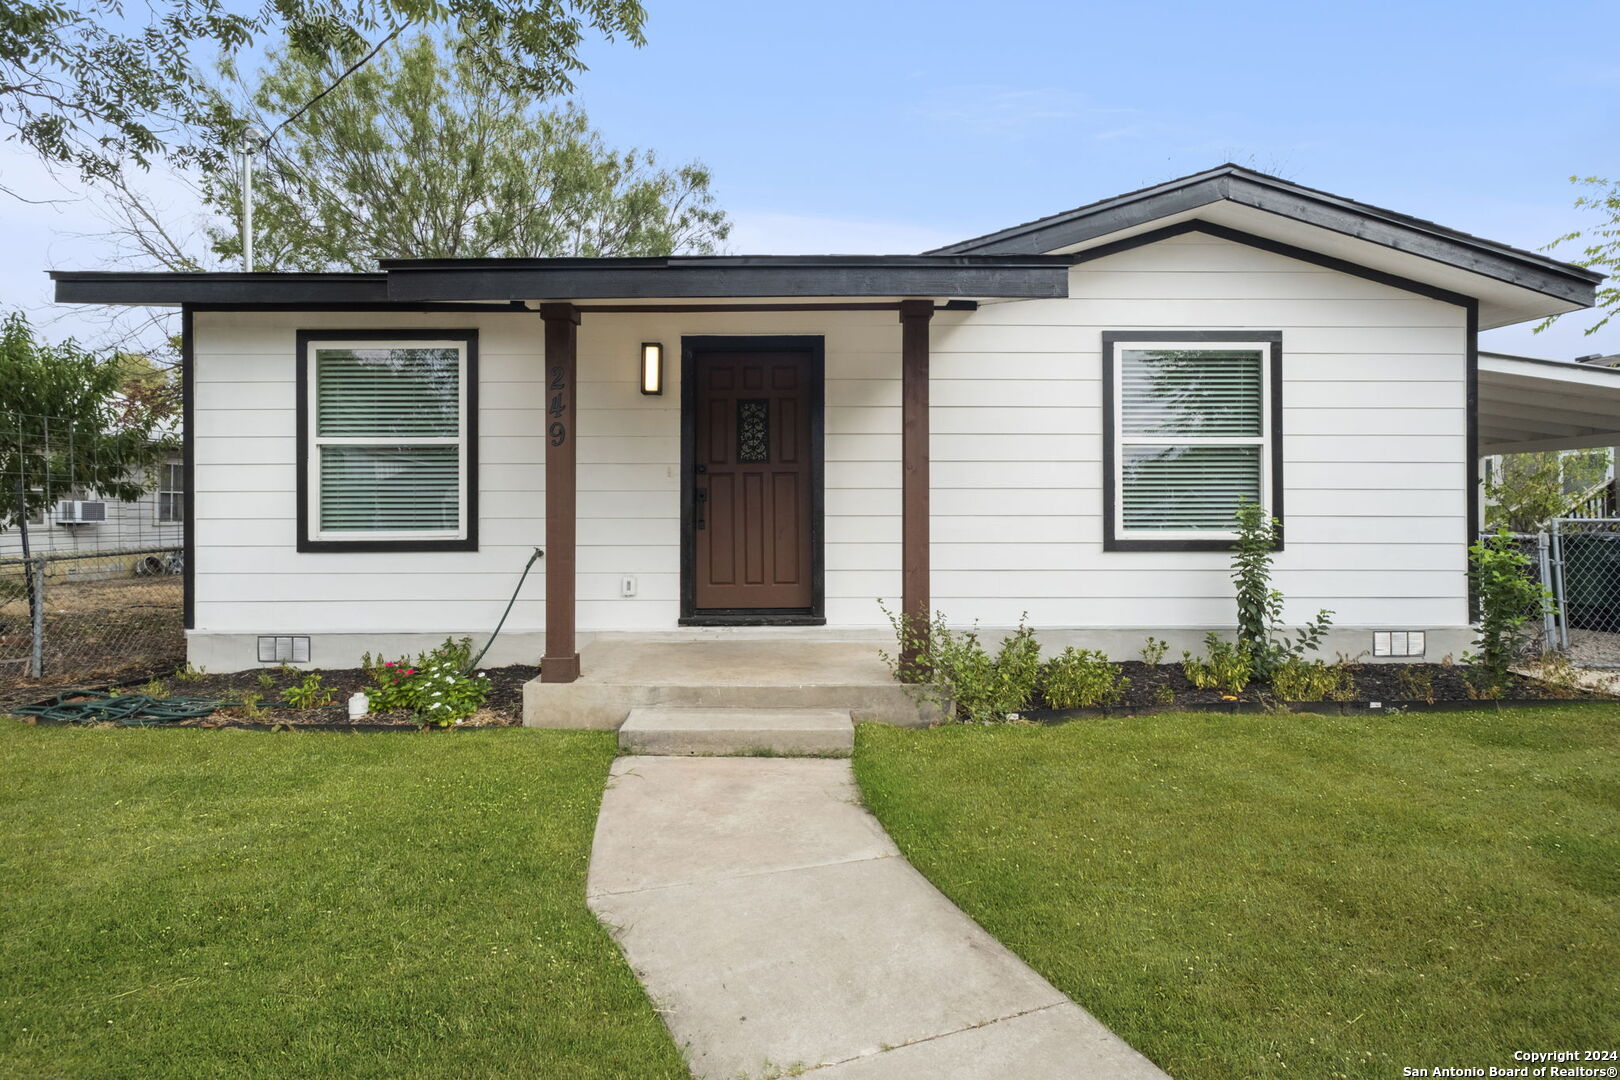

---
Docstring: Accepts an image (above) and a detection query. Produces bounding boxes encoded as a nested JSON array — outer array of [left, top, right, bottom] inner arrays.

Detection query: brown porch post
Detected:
[[541, 303, 581, 683], [899, 300, 934, 669]]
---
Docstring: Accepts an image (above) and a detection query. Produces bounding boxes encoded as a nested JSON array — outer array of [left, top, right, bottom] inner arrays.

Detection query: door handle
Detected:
[[695, 488, 707, 531]]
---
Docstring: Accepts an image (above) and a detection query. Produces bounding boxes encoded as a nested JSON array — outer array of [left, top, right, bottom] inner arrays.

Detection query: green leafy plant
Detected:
[[1140, 637, 1169, 666], [1269, 657, 1354, 702], [1183, 634, 1252, 694], [1465, 528, 1554, 686], [880, 605, 1042, 723], [1151, 683, 1176, 706], [256, 671, 276, 691], [238, 693, 267, 721], [1232, 501, 1333, 679], [280, 672, 335, 709], [366, 637, 490, 727], [172, 663, 206, 683], [137, 677, 168, 698], [1041, 648, 1130, 708]]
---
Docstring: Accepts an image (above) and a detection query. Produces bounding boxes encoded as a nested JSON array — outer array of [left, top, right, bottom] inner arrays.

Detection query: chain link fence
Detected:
[[1546, 518, 1620, 668], [1, 411, 185, 697]]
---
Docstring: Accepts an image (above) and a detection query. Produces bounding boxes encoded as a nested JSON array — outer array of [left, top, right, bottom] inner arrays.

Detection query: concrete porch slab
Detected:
[[523, 640, 935, 729], [618, 707, 854, 757]]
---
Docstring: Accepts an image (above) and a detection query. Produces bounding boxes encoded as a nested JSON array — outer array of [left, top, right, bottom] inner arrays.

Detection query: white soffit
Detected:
[[1480, 353, 1620, 454]]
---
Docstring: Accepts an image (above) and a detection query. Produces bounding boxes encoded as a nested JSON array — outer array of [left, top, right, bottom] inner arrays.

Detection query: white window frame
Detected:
[[304, 337, 471, 544], [1111, 339, 1275, 543], [155, 461, 184, 524]]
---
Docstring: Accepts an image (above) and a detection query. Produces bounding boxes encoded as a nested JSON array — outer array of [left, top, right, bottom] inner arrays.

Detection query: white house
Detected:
[[50, 165, 1615, 720], [0, 457, 184, 565]]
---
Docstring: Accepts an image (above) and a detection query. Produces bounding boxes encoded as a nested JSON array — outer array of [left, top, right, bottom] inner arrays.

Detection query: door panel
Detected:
[[694, 350, 815, 610]]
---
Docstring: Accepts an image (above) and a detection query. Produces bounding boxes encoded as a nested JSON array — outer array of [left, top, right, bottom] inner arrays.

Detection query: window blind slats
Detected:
[[319, 445, 459, 532], [316, 348, 460, 438], [1120, 349, 1263, 437], [311, 344, 464, 536], [1121, 445, 1262, 531]]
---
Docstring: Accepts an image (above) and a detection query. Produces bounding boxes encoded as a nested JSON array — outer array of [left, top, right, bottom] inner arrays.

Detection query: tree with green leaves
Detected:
[[210, 34, 728, 268], [1484, 449, 1611, 533], [1540, 175, 1620, 337], [0, 312, 176, 531], [0, 0, 644, 187], [97, 34, 728, 271]]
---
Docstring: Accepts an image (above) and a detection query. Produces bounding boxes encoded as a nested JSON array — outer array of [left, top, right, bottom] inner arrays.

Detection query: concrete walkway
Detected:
[[587, 756, 1170, 1079]]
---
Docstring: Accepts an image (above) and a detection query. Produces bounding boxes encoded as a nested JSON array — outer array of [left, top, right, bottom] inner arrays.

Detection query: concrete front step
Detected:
[[618, 707, 854, 757]]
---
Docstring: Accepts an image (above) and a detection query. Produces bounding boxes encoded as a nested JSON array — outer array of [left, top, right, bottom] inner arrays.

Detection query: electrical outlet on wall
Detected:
[[620, 575, 637, 598]]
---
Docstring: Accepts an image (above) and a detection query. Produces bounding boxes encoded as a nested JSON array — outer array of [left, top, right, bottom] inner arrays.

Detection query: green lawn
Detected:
[[854, 707, 1620, 1080], [0, 724, 686, 1080]]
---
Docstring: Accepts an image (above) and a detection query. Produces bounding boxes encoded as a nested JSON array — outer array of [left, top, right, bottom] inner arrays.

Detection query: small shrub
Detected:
[[238, 693, 267, 721], [366, 637, 490, 727], [1269, 657, 1353, 702], [1465, 528, 1554, 684], [1140, 636, 1169, 666], [281, 672, 335, 710], [1182, 634, 1252, 694], [880, 605, 1042, 723], [1395, 665, 1436, 705], [1042, 648, 1129, 708], [256, 670, 276, 691], [1151, 683, 1176, 706], [1232, 501, 1334, 678]]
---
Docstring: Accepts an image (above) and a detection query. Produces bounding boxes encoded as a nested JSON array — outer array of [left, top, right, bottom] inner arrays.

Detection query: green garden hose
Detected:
[[464, 547, 543, 674], [12, 690, 223, 726]]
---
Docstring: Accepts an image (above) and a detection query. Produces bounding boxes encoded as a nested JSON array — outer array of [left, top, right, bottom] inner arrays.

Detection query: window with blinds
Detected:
[[1113, 343, 1273, 540], [306, 340, 469, 541]]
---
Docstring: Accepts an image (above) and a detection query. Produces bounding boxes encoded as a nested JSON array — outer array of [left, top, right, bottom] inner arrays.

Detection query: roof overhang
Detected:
[[1480, 352, 1620, 454], [49, 254, 1072, 308], [929, 165, 1603, 329]]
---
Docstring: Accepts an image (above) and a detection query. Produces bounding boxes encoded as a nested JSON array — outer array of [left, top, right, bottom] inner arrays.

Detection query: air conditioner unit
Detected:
[[55, 500, 108, 524]]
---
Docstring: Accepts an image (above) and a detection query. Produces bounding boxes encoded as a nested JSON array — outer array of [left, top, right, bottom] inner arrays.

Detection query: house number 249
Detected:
[[548, 365, 568, 446]]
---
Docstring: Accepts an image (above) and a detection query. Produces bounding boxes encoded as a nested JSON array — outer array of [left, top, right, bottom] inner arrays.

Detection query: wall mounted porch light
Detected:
[[640, 342, 664, 395]]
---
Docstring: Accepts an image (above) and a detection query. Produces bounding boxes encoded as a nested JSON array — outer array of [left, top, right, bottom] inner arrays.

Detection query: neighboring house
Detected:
[[0, 457, 185, 563], [48, 165, 1615, 681]]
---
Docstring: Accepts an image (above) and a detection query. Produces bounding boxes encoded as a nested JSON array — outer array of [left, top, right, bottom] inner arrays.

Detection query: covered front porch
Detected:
[[374, 256, 1071, 692]]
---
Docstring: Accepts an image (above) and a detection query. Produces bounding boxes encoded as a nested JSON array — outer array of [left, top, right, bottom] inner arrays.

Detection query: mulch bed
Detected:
[[1030, 660, 1596, 712], [8, 665, 539, 728]]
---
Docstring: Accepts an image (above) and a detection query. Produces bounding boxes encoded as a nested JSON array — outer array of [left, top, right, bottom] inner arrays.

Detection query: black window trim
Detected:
[[1102, 330, 1284, 553], [295, 328, 480, 553]]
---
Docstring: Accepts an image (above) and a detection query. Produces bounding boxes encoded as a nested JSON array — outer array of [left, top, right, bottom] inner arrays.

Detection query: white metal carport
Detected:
[[1480, 352, 1620, 455]]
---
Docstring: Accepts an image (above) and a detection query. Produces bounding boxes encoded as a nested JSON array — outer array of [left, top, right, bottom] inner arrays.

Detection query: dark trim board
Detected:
[[1102, 331, 1285, 553], [1074, 221, 1476, 308], [180, 306, 195, 630], [294, 328, 480, 553], [679, 335, 826, 624], [1466, 300, 1480, 613], [929, 164, 1600, 308]]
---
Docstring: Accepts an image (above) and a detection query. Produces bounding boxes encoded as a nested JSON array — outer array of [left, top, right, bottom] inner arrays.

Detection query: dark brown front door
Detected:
[[692, 349, 815, 611]]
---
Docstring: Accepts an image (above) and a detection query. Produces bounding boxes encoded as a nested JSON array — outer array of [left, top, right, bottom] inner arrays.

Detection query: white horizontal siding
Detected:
[[190, 230, 1471, 650], [929, 231, 1470, 635]]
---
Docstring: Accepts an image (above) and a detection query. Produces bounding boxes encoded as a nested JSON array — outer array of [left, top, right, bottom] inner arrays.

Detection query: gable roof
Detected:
[[928, 164, 1601, 319]]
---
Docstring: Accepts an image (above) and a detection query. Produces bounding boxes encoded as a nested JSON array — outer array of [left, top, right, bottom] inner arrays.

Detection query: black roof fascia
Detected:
[[927, 165, 1601, 307], [52, 271, 391, 306], [381, 255, 1071, 302]]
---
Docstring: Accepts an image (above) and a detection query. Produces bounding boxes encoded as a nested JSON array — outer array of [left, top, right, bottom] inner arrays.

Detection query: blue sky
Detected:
[[4, 0, 1618, 356]]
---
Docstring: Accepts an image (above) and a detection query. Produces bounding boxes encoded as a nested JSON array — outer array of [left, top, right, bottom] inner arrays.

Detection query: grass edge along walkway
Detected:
[[853, 707, 1620, 1080], [0, 725, 688, 1080]]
